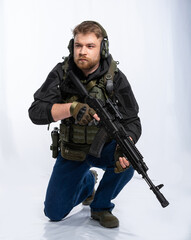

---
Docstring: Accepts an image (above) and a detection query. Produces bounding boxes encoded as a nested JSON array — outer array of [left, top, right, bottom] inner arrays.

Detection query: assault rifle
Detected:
[[68, 71, 169, 208]]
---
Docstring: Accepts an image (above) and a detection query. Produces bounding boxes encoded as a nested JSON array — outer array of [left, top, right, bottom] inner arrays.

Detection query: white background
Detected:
[[0, 0, 191, 239]]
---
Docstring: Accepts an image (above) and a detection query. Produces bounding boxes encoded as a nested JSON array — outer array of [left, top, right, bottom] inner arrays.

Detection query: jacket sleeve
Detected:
[[113, 70, 142, 143], [28, 63, 63, 125]]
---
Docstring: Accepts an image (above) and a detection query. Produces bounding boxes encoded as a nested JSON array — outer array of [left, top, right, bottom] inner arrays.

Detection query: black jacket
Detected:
[[28, 55, 142, 143]]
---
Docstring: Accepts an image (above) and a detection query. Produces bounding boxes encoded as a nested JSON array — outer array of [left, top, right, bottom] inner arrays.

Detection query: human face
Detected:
[[73, 32, 102, 76]]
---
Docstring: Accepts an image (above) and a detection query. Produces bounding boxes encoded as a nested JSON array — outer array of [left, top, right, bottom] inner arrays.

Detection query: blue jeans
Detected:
[[44, 140, 134, 221]]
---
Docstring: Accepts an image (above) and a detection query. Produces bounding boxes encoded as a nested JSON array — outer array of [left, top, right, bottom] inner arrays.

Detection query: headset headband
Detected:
[[81, 20, 108, 39]]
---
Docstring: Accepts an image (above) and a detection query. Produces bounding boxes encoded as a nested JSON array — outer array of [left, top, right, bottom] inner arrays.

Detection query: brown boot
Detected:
[[82, 170, 98, 206], [91, 210, 119, 228]]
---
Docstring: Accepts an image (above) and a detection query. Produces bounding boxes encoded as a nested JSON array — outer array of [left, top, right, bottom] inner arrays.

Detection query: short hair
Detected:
[[73, 21, 106, 39]]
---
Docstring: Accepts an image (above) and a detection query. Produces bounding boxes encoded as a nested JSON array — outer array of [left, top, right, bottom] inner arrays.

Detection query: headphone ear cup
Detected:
[[101, 38, 109, 59], [68, 39, 74, 55]]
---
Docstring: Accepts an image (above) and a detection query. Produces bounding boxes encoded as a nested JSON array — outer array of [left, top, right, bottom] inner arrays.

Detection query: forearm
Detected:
[[51, 103, 72, 122]]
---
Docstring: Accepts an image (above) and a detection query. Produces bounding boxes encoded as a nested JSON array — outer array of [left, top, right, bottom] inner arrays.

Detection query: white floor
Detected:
[[1, 162, 191, 240]]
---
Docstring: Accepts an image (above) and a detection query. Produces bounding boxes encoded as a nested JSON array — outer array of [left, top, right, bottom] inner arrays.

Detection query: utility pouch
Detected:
[[72, 124, 99, 144], [60, 123, 99, 145], [72, 125, 86, 144], [60, 142, 90, 161], [60, 123, 70, 142], [86, 125, 99, 144]]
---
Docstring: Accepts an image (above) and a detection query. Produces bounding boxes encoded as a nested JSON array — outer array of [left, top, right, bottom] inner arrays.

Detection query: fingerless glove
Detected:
[[70, 101, 96, 125]]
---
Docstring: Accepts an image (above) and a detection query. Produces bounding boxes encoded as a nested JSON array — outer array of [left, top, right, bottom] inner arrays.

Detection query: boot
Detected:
[[91, 210, 119, 228], [82, 170, 98, 206]]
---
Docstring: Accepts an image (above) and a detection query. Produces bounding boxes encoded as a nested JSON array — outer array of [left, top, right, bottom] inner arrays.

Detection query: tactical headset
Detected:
[[68, 21, 109, 59]]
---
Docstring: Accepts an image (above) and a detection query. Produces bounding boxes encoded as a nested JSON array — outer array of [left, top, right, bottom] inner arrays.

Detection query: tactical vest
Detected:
[[60, 56, 118, 161]]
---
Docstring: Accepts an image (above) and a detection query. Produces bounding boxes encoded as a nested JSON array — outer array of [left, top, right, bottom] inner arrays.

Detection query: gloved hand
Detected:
[[114, 145, 131, 173], [70, 101, 96, 125]]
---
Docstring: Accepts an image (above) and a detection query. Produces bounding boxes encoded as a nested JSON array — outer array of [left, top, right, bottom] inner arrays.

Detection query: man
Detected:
[[28, 21, 141, 228]]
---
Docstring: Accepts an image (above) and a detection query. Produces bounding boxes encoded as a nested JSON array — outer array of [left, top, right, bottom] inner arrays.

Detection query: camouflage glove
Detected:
[[70, 101, 96, 125], [114, 145, 130, 173]]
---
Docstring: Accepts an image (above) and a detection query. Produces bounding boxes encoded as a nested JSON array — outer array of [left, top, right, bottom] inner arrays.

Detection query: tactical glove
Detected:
[[114, 145, 130, 173], [70, 101, 96, 125]]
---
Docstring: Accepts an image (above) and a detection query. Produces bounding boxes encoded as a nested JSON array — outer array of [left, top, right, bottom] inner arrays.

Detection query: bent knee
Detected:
[[44, 204, 70, 221]]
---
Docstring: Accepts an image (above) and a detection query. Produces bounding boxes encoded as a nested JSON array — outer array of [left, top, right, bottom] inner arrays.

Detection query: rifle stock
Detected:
[[68, 71, 169, 208]]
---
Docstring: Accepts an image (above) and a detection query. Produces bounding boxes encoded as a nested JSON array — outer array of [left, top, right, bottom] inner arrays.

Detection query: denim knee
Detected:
[[44, 203, 70, 221]]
